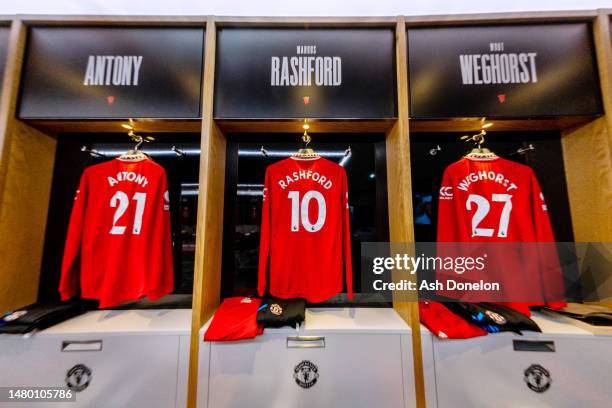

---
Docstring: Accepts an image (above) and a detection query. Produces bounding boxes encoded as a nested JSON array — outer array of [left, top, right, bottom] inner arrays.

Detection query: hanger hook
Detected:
[[302, 119, 311, 147], [134, 135, 144, 151], [303, 131, 311, 148], [472, 130, 486, 148]]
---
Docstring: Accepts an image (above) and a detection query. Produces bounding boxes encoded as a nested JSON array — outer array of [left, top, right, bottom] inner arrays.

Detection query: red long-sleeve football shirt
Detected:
[[59, 158, 174, 308], [436, 156, 566, 310], [438, 157, 555, 243], [258, 157, 353, 302]]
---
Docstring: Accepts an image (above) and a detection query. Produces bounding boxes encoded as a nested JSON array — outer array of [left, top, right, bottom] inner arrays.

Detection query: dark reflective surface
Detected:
[[215, 28, 396, 119], [19, 27, 204, 119], [408, 24, 602, 118]]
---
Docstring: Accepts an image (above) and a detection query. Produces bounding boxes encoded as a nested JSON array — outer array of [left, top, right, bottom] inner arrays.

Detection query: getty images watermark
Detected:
[[370, 252, 500, 292], [359, 242, 607, 303]]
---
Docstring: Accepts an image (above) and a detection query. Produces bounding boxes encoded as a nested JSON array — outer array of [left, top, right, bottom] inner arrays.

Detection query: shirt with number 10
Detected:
[[258, 157, 353, 302]]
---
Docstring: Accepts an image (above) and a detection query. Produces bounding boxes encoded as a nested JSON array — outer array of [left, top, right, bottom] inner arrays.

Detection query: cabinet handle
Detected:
[[286, 336, 325, 349], [513, 340, 555, 352], [61, 340, 103, 352]]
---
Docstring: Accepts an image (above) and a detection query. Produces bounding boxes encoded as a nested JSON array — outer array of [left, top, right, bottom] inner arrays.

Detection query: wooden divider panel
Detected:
[[387, 17, 426, 408], [188, 17, 225, 408], [0, 21, 58, 313]]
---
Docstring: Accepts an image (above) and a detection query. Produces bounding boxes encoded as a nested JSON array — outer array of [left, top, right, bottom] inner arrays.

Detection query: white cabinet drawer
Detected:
[[0, 334, 179, 408], [433, 333, 612, 408], [203, 333, 406, 408], [176, 335, 191, 408]]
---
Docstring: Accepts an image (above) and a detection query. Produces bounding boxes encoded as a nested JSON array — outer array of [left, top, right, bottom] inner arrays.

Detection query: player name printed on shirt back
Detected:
[[438, 157, 553, 242], [59, 158, 174, 308], [436, 157, 566, 309], [258, 157, 353, 302]]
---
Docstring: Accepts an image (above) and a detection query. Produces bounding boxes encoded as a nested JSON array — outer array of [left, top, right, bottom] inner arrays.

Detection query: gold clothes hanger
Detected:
[[293, 119, 319, 160], [462, 130, 498, 160], [118, 120, 154, 161]]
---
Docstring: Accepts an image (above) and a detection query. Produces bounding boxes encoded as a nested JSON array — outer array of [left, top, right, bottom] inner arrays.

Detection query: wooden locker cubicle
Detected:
[[0, 16, 208, 408], [0, 10, 610, 408], [398, 9, 611, 406], [0, 16, 207, 316], [189, 16, 424, 408], [403, 10, 612, 315]]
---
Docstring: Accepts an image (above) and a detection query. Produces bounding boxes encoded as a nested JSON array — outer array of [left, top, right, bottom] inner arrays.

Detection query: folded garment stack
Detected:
[[204, 297, 306, 342], [0, 300, 92, 335]]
